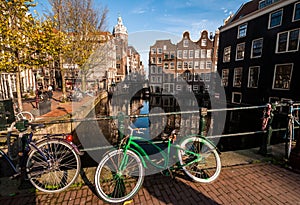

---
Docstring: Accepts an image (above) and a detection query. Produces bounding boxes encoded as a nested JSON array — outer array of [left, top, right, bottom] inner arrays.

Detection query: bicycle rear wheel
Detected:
[[16, 111, 35, 122], [285, 119, 294, 159], [95, 149, 144, 204], [26, 139, 81, 193], [178, 136, 221, 183]]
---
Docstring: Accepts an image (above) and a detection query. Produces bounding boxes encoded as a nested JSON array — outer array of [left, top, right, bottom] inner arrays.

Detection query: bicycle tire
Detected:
[[94, 149, 144, 204], [16, 111, 35, 122], [26, 139, 81, 193], [285, 119, 293, 159], [178, 136, 221, 183]]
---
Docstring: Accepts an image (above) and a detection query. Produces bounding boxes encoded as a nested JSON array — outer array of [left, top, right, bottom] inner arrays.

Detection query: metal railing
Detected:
[[33, 101, 300, 155]]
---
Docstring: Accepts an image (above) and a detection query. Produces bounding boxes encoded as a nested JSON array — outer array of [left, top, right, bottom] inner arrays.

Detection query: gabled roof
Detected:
[[230, 0, 260, 23], [220, 0, 291, 31]]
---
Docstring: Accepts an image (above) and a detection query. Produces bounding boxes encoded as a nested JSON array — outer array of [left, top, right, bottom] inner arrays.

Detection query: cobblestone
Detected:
[[1, 163, 299, 205]]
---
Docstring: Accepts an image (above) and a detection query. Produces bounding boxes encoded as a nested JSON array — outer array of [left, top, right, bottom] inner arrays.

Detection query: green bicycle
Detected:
[[94, 126, 221, 204]]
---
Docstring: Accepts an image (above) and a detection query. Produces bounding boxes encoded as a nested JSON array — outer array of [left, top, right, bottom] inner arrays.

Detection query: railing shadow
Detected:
[[140, 172, 220, 204]]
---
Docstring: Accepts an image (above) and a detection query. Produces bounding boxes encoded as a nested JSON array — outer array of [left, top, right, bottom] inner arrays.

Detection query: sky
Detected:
[[33, 0, 248, 68]]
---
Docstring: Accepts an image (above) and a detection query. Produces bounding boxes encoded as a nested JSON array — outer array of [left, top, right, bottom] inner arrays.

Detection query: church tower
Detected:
[[113, 16, 128, 82]]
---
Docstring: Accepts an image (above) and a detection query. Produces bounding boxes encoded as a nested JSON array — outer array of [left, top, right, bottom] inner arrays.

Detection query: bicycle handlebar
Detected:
[[128, 126, 147, 135]]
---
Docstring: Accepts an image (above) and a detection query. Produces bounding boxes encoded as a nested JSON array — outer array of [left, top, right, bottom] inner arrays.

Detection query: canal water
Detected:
[[101, 95, 264, 151]]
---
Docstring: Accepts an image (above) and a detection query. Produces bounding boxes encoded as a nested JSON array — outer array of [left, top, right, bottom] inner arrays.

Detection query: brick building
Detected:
[[149, 30, 219, 96], [217, 0, 300, 105]]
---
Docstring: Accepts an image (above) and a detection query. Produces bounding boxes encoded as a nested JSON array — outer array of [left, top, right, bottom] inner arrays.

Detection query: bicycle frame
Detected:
[[0, 148, 19, 173], [120, 134, 205, 171]]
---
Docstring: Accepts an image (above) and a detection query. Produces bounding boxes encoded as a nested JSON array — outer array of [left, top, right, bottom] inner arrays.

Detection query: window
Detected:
[[195, 50, 200, 58], [259, 0, 280, 9], [151, 48, 156, 54], [188, 62, 193, 69], [222, 69, 229, 87], [194, 74, 199, 81], [158, 48, 162, 54], [177, 50, 182, 59], [189, 50, 194, 58], [200, 62, 205, 69], [151, 66, 156, 74], [176, 85, 182, 91], [201, 49, 206, 58], [294, 2, 300, 21], [183, 50, 188, 59], [163, 83, 174, 94], [164, 63, 169, 69], [273, 64, 293, 90], [276, 29, 300, 53], [163, 45, 167, 50], [177, 61, 182, 69], [200, 73, 205, 82], [158, 66, 162, 74], [170, 52, 175, 59], [238, 24, 247, 38], [236, 43, 245, 60], [184, 61, 188, 69], [194, 61, 199, 69], [170, 62, 175, 69], [269, 10, 283, 28], [233, 67, 242, 87], [201, 39, 207, 46], [232, 92, 242, 104], [184, 40, 189, 47], [206, 62, 212, 70], [164, 52, 169, 59], [223, 46, 231, 62], [251, 38, 263, 58], [157, 57, 162, 64], [248, 66, 260, 88], [205, 73, 211, 82], [151, 57, 156, 64], [207, 49, 212, 58]]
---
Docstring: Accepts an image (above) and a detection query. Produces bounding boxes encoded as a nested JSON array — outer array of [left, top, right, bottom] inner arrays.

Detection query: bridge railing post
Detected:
[[117, 112, 125, 143], [199, 107, 207, 138], [259, 103, 274, 156]]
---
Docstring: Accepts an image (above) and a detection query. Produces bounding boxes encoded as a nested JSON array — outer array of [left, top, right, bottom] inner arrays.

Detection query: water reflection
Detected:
[[99, 95, 210, 144]]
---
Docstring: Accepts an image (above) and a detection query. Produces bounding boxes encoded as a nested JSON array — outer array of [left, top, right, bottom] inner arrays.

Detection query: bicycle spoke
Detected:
[[95, 150, 144, 203], [178, 136, 221, 183], [26, 139, 80, 193]]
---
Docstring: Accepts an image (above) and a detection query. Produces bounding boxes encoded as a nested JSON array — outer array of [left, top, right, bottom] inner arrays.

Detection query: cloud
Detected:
[[132, 8, 146, 14]]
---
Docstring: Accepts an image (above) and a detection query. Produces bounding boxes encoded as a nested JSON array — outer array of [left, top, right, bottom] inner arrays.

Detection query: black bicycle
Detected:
[[283, 101, 300, 159], [0, 120, 83, 193]]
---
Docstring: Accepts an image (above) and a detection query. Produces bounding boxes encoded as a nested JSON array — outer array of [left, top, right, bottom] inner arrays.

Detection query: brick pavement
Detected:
[[22, 90, 93, 121], [0, 163, 300, 205]]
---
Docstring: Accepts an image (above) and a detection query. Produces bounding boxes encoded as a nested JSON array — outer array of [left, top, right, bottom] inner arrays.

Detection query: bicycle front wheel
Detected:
[[285, 119, 294, 159], [178, 136, 221, 183], [95, 149, 144, 204], [26, 139, 81, 193], [16, 111, 35, 122]]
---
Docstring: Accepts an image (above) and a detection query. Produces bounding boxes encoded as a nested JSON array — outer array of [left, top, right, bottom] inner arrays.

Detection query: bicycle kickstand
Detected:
[[161, 168, 176, 180]]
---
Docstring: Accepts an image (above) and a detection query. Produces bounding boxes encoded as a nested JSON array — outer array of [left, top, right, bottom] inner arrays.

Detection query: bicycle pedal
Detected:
[[10, 172, 21, 180]]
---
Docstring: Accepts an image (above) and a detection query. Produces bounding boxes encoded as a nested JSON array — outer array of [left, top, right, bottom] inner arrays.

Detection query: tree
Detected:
[[0, 0, 36, 110], [0, 0, 69, 109], [48, 0, 108, 96]]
